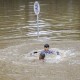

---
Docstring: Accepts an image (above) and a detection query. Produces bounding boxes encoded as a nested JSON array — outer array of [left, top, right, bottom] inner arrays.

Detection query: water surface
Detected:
[[0, 0, 80, 80], [0, 0, 80, 41]]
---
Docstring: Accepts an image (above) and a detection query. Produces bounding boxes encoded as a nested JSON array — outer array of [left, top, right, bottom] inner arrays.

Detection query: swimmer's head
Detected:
[[39, 53, 45, 60], [44, 44, 49, 51], [44, 44, 49, 48]]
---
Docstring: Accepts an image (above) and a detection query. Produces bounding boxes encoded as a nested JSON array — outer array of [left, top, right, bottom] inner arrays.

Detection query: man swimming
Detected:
[[39, 44, 60, 60]]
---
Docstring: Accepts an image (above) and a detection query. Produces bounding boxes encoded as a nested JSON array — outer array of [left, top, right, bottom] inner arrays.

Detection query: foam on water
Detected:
[[0, 42, 77, 64], [24, 48, 75, 63]]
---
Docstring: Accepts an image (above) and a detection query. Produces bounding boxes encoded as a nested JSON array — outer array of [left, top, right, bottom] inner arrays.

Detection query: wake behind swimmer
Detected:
[[25, 44, 62, 63]]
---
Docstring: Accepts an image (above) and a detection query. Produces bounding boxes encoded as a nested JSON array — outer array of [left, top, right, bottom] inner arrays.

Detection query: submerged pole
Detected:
[[34, 1, 40, 39], [37, 14, 39, 38]]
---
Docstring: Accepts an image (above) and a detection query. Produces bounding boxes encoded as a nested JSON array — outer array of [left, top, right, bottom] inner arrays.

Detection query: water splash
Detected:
[[24, 48, 76, 63]]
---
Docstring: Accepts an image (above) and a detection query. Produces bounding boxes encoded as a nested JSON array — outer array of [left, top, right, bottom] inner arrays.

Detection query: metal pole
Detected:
[[37, 14, 39, 38]]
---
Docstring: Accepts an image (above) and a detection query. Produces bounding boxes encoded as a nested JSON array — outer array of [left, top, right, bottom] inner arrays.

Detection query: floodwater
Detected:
[[0, 0, 80, 80]]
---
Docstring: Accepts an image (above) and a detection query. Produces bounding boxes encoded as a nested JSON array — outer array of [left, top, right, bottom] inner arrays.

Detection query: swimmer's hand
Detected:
[[57, 51, 60, 55], [33, 51, 38, 54], [56, 52, 61, 60], [30, 51, 38, 56]]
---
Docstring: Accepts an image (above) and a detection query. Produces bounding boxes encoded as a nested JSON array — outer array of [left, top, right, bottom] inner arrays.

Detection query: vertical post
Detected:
[[34, 1, 40, 39], [37, 14, 39, 38]]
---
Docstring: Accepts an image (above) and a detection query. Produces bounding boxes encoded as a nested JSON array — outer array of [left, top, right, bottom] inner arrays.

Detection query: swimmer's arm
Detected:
[[31, 51, 43, 56], [51, 50, 60, 55], [33, 51, 38, 54], [30, 51, 38, 56]]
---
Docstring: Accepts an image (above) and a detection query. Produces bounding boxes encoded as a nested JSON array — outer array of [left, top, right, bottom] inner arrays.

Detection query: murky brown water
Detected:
[[0, 0, 80, 80], [0, 0, 80, 41]]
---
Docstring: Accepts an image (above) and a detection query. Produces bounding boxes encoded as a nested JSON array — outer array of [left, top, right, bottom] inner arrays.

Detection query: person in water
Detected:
[[39, 44, 60, 60]]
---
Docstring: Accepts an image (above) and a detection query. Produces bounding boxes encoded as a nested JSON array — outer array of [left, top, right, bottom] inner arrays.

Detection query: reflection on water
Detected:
[[0, 0, 80, 41], [0, 0, 80, 80]]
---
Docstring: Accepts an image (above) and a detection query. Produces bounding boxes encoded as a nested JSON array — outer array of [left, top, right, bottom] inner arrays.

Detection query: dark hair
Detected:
[[44, 44, 49, 48], [39, 53, 45, 60]]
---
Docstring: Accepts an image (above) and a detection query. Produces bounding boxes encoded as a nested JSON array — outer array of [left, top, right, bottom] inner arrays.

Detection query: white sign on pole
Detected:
[[34, 1, 40, 38], [34, 1, 40, 15]]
